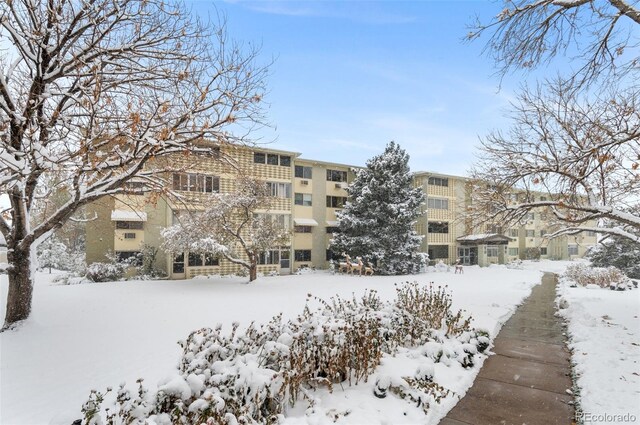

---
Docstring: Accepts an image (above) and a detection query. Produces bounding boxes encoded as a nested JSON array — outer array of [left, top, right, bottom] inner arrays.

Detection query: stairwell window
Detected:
[[427, 176, 449, 187], [427, 221, 449, 234], [172, 173, 219, 193], [267, 182, 292, 199], [427, 198, 449, 210]]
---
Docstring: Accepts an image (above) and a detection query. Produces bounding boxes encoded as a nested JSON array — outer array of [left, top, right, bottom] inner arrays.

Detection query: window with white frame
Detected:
[[508, 247, 519, 256], [427, 197, 449, 210], [428, 176, 449, 187], [486, 246, 499, 257], [540, 247, 548, 255], [568, 245, 579, 256], [172, 173, 219, 193], [266, 182, 292, 199], [509, 229, 519, 237], [526, 230, 535, 237], [294, 193, 312, 206]]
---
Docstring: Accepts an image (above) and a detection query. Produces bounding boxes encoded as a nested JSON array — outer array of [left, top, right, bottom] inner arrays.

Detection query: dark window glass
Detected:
[[428, 177, 449, 187], [115, 221, 144, 230], [295, 165, 312, 179], [204, 253, 219, 266], [294, 250, 311, 261], [254, 152, 266, 163], [188, 252, 203, 267], [294, 225, 312, 233], [428, 245, 449, 259], [326, 227, 339, 234], [280, 156, 291, 167], [115, 251, 142, 265], [326, 196, 347, 208], [427, 222, 449, 234], [173, 253, 184, 273], [267, 153, 279, 165], [326, 169, 348, 182]]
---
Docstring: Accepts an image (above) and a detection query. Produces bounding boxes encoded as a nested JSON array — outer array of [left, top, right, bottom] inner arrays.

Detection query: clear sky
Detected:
[[188, 0, 536, 176]]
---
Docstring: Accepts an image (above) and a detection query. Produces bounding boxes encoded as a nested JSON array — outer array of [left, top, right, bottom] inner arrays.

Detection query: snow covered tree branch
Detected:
[[0, 0, 269, 329], [469, 81, 640, 243], [468, 0, 640, 87], [161, 177, 290, 282]]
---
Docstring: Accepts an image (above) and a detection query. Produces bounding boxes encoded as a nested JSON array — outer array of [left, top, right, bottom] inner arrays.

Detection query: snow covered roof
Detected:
[[457, 233, 513, 245], [326, 221, 339, 227], [293, 218, 318, 226], [110, 210, 148, 222]]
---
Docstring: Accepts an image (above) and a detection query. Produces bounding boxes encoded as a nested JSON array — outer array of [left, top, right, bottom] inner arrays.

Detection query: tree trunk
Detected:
[[3, 244, 34, 329], [249, 256, 257, 282]]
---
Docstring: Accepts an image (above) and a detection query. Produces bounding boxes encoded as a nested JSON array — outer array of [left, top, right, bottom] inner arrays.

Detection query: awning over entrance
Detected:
[[293, 218, 318, 226], [457, 233, 512, 245], [110, 210, 148, 222]]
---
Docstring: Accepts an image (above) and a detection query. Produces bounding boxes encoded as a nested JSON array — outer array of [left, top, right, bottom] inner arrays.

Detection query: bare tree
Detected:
[[470, 81, 640, 242], [0, 0, 268, 329], [468, 0, 640, 87], [161, 177, 290, 282]]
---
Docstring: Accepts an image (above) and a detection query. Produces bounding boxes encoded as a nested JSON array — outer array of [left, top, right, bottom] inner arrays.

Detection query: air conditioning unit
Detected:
[[300, 180, 309, 185], [335, 183, 343, 189]]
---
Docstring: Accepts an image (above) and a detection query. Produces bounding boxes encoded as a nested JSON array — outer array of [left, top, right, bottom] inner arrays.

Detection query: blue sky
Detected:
[[189, 1, 537, 176]]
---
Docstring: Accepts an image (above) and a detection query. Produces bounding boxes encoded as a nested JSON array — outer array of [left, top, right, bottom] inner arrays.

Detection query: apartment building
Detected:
[[86, 142, 595, 277]]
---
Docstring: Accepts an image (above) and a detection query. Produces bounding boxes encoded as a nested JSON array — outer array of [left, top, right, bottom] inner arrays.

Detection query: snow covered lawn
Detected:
[[557, 277, 640, 423], [1, 265, 546, 424]]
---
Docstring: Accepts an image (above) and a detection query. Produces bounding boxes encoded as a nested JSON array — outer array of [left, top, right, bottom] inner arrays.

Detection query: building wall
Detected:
[[85, 144, 596, 277]]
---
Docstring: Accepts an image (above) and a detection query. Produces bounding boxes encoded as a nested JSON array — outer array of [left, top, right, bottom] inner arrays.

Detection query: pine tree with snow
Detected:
[[331, 142, 426, 274]]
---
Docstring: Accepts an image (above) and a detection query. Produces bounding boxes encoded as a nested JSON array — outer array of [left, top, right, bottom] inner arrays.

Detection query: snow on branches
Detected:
[[0, 0, 269, 327], [331, 142, 426, 275], [161, 177, 290, 281]]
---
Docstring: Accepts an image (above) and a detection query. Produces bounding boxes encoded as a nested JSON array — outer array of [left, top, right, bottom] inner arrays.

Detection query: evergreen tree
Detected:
[[588, 236, 640, 279], [331, 142, 426, 274]]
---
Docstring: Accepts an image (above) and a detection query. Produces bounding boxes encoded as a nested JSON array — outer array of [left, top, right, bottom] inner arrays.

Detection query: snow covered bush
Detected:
[[587, 237, 640, 279], [80, 283, 487, 424], [85, 262, 126, 283], [563, 263, 632, 289], [37, 235, 86, 275]]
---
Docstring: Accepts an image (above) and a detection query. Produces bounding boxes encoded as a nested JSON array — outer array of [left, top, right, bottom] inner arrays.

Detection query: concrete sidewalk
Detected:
[[440, 273, 575, 425]]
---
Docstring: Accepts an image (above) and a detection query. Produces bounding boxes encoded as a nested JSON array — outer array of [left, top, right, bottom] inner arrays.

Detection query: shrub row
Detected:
[[80, 282, 489, 424]]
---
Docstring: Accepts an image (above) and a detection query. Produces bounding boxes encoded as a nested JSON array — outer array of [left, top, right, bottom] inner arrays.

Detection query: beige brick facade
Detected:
[[85, 143, 596, 277]]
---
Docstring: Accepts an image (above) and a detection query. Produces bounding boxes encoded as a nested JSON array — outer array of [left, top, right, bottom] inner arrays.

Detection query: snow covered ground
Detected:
[[1, 265, 543, 424], [557, 274, 640, 424]]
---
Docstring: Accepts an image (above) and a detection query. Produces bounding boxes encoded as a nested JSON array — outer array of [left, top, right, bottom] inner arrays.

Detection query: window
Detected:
[[294, 225, 312, 233], [586, 230, 597, 237], [172, 253, 185, 273], [428, 222, 449, 234], [428, 176, 449, 187], [540, 229, 547, 237], [195, 146, 220, 158], [266, 182, 292, 198], [568, 245, 579, 256], [526, 230, 535, 237], [508, 248, 519, 256], [259, 250, 280, 265], [124, 181, 145, 191], [540, 196, 547, 201], [280, 156, 291, 167], [509, 229, 519, 237], [540, 247, 548, 256], [172, 173, 219, 193], [115, 251, 141, 265], [204, 253, 219, 266], [123, 232, 136, 239], [428, 245, 449, 259], [294, 193, 312, 206], [526, 212, 535, 221], [254, 213, 290, 230], [294, 250, 311, 262], [188, 252, 203, 267], [295, 165, 312, 179], [326, 196, 347, 208], [427, 198, 449, 210], [116, 221, 144, 230], [326, 227, 339, 234], [326, 169, 348, 182], [267, 153, 279, 165], [486, 246, 499, 257], [487, 224, 503, 234], [254, 152, 266, 164]]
